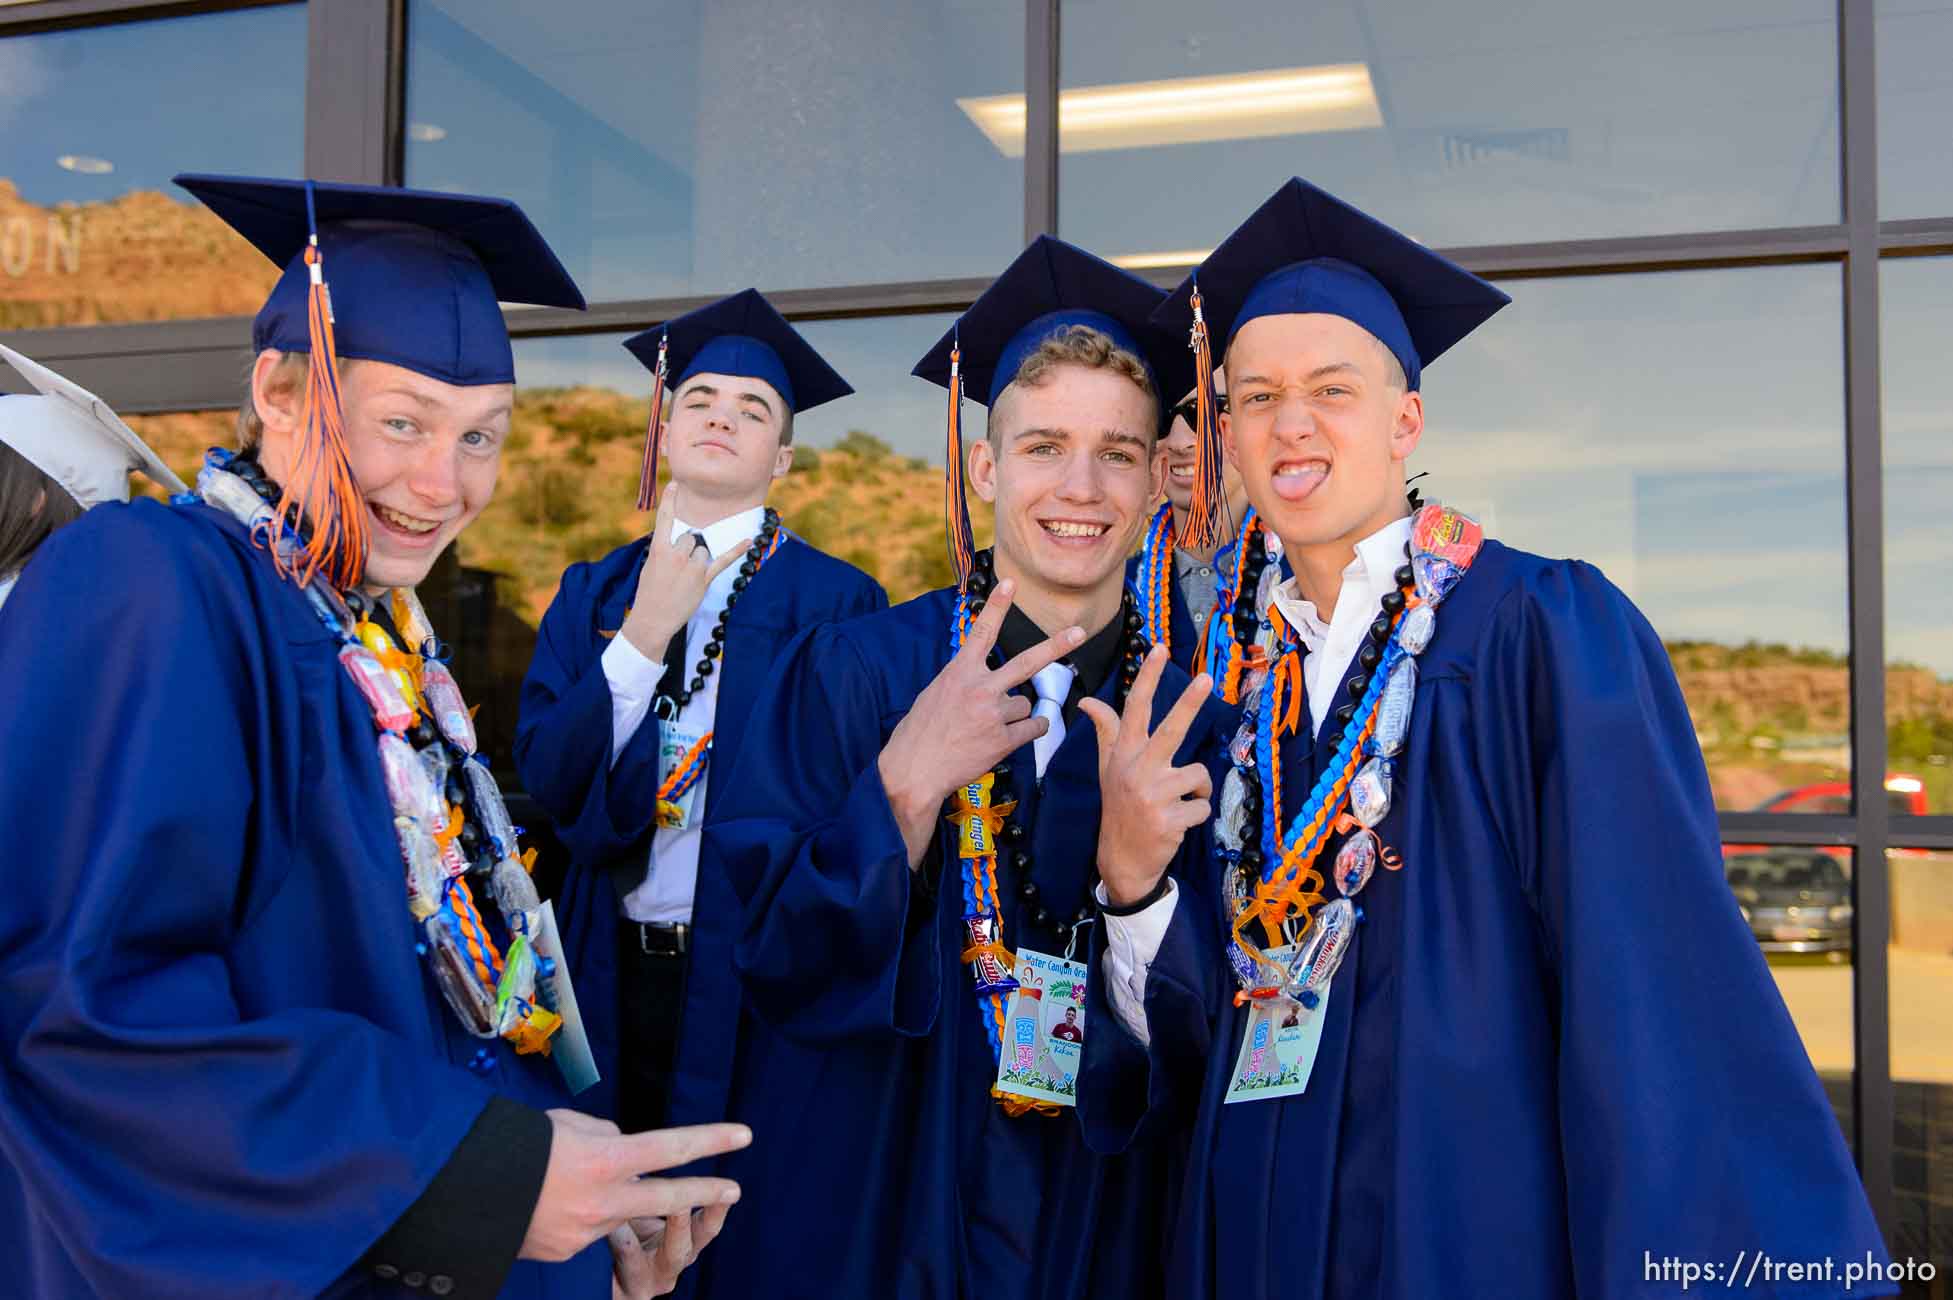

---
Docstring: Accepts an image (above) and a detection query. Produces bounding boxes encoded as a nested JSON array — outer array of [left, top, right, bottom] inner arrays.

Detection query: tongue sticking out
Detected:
[[1271, 462, 1327, 503]]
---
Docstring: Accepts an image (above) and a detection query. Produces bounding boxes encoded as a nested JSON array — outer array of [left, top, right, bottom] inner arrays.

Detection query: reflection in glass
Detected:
[[1887, 845, 1953, 1271], [1410, 265, 1847, 810], [1876, 0, 1953, 221], [0, 5, 305, 328], [121, 410, 235, 502], [1724, 845, 1855, 1146], [1881, 257, 1953, 816], [1056, 0, 1837, 258], [453, 314, 958, 648], [405, 0, 1020, 300]]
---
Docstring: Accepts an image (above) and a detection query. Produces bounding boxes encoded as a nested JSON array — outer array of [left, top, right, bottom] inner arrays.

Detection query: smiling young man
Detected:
[[1077, 178, 1894, 1300], [1126, 367, 1258, 673], [513, 291, 885, 1172], [0, 176, 751, 1300], [699, 237, 1232, 1300]]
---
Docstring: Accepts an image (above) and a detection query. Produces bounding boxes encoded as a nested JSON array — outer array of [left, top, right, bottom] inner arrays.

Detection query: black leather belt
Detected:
[[623, 918, 689, 957]]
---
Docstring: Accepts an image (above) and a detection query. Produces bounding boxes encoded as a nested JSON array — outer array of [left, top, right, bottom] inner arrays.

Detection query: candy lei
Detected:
[[1212, 503, 1484, 1008], [1134, 502, 1175, 651], [946, 550, 1148, 1115], [190, 447, 562, 1064]]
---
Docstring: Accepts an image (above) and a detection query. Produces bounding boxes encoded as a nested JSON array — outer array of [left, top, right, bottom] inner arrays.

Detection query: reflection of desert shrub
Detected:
[[833, 430, 892, 460], [532, 468, 592, 528], [909, 535, 955, 592], [790, 446, 823, 474]]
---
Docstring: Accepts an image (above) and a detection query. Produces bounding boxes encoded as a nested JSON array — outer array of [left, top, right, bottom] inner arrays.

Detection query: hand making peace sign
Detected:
[[1080, 645, 1215, 907], [876, 578, 1085, 867]]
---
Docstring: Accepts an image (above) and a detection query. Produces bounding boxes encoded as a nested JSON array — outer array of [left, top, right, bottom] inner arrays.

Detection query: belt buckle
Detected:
[[638, 921, 689, 957]]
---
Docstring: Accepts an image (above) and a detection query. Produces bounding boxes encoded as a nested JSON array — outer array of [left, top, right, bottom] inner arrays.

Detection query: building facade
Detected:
[[1, 0, 1949, 1285]]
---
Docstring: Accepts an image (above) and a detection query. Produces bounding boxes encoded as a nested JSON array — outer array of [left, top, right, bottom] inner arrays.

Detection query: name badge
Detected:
[[655, 722, 710, 830], [1224, 944, 1332, 1104], [993, 946, 1088, 1108]]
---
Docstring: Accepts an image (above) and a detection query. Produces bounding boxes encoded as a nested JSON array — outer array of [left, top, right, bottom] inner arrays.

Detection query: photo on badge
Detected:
[[993, 947, 1088, 1107], [1225, 945, 1331, 1104], [655, 723, 710, 830]]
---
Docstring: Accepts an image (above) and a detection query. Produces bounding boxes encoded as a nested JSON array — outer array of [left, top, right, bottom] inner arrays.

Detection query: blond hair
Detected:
[[987, 324, 1159, 442]]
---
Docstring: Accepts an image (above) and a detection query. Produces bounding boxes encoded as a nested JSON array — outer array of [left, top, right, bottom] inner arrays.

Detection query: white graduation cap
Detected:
[[0, 343, 188, 509]]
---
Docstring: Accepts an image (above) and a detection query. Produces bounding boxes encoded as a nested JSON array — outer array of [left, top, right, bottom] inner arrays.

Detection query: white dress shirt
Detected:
[[0, 571, 16, 614], [1098, 513, 1414, 1045], [600, 505, 766, 924]]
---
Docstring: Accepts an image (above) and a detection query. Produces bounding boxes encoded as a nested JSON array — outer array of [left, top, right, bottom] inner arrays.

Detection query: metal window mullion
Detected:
[[1838, 0, 1894, 1235], [302, 0, 401, 186], [1022, 0, 1059, 242], [0, 0, 288, 36]]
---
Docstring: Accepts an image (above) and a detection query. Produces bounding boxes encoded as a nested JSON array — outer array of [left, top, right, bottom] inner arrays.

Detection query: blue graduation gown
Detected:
[[0, 499, 608, 1299], [513, 532, 885, 1140], [700, 587, 1235, 1300], [1083, 541, 1894, 1299], [1125, 549, 1200, 675]]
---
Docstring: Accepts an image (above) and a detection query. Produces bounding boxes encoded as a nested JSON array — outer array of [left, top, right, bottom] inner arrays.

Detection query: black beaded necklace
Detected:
[[655, 507, 782, 718], [956, 547, 1152, 951]]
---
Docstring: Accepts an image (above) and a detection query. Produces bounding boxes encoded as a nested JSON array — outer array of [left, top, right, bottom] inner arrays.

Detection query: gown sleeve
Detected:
[[0, 508, 499, 1299], [1470, 559, 1891, 1299], [708, 623, 945, 1043], [514, 560, 668, 864]]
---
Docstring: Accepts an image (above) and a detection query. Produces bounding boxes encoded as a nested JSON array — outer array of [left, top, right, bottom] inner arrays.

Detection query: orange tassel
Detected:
[[944, 341, 976, 590], [1184, 284, 1228, 549], [273, 236, 369, 591], [635, 333, 669, 512]]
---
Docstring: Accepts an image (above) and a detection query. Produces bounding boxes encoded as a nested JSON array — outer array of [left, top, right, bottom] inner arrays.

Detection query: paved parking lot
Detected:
[[1773, 946, 1953, 1084]]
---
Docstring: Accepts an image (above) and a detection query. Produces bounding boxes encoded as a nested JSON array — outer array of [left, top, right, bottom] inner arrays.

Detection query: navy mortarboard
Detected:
[[912, 234, 1190, 588], [174, 173, 586, 589], [622, 287, 853, 510], [1152, 177, 1510, 546]]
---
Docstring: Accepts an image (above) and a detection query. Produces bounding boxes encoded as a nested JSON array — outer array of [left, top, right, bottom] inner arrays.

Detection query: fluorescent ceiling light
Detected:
[[56, 155, 113, 175], [409, 123, 449, 143], [1111, 249, 1212, 270], [957, 63, 1381, 158]]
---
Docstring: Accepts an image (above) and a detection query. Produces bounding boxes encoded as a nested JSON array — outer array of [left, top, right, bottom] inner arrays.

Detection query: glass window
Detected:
[[405, 0, 1020, 300], [1888, 845, 1953, 1269], [121, 409, 234, 502], [1727, 844, 1855, 1147], [1876, 1, 1953, 221], [0, 4, 306, 328], [1881, 256, 1953, 816], [1056, 0, 1838, 261], [408, 312, 957, 791], [1410, 265, 1848, 811]]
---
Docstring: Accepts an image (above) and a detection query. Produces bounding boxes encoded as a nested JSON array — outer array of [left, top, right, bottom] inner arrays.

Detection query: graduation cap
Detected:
[[621, 289, 852, 511], [173, 173, 586, 589], [0, 344, 187, 509], [1153, 178, 1510, 545], [911, 235, 1186, 589]]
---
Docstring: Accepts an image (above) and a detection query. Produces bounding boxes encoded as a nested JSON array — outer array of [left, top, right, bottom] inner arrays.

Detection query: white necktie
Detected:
[[1030, 661, 1076, 779]]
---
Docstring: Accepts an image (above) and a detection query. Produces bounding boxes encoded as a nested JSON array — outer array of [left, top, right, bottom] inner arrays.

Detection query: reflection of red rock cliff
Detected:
[[0, 180, 277, 329]]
